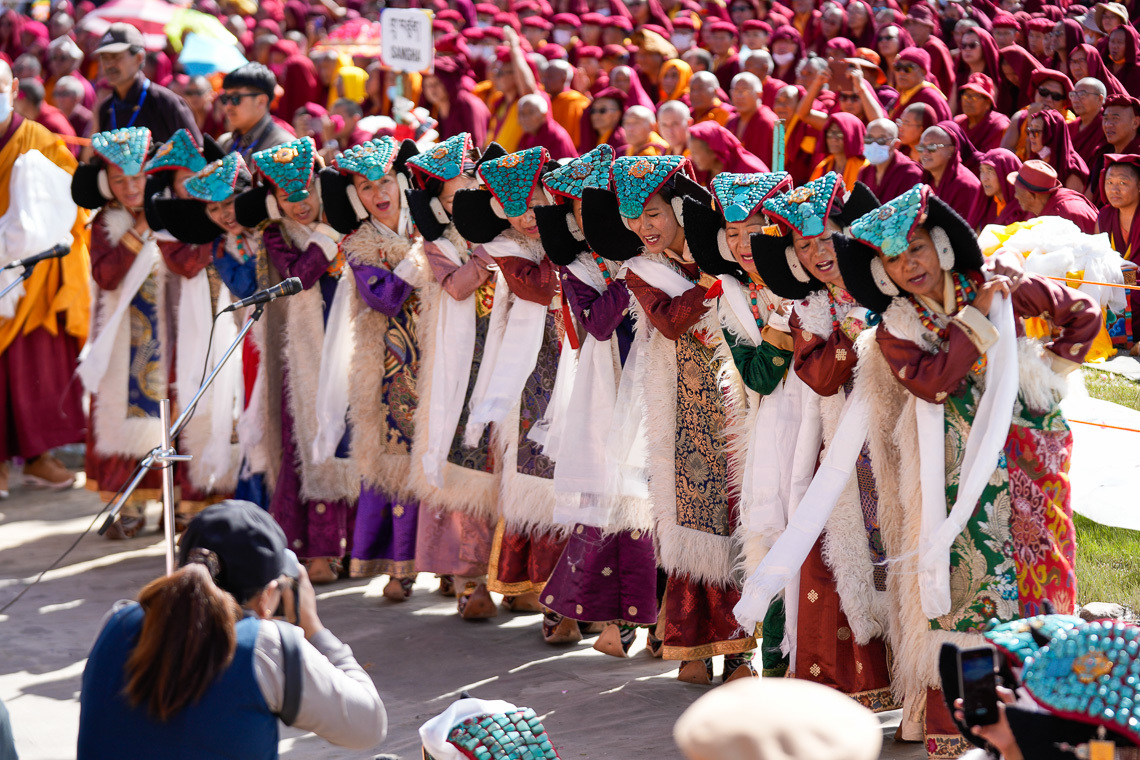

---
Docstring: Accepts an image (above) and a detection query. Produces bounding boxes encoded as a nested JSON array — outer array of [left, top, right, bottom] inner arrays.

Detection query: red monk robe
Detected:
[[0, 115, 89, 467]]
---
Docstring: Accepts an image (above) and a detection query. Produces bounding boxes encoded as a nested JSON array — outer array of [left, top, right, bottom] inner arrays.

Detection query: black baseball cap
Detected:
[[94, 22, 145, 55], [178, 500, 289, 603]]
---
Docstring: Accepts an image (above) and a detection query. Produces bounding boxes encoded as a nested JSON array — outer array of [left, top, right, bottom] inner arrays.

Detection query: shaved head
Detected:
[[0, 60, 12, 87]]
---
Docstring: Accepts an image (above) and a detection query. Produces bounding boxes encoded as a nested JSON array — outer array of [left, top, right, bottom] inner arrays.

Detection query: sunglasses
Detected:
[[1037, 86, 1066, 101], [838, 92, 861, 101], [916, 142, 950, 152], [864, 136, 893, 145], [960, 41, 979, 50], [895, 62, 919, 73], [590, 107, 618, 114], [219, 91, 262, 106], [1069, 89, 1099, 99], [1026, 127, 1043, 136]]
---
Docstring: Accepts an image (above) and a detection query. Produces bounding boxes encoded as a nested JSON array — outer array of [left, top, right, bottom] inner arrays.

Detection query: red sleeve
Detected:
[[1011, 272, 1102, 364], [624, 270, 709, 340], [159, 240, 213, 279], [790, 311, 857, 397], [90, 212, 141, 291], [493, 254, 558, 305], [875, 321, 981, 404], [426, 241, 492, 301]]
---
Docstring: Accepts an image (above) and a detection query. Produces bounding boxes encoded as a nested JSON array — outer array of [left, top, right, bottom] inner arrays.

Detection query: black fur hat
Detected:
[[450, 142, 515, 244], [751, 182, 881, 300], [535, 203, 588, 266], [580, 187, 645, 262], [836, 185, 982, 314], [682, 195, 745, 280]]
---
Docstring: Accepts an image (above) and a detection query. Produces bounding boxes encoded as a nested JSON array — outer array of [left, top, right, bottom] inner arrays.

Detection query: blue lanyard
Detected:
[[110, 79, 149, 130]]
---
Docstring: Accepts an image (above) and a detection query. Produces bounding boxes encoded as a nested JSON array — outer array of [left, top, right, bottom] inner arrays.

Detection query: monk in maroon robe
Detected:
[[953, 74, 1009, 154], [1096, 153, 1140, 346], [887, 47, 951, 123], [920, 121, 983, 228], [727, 72, 778, 168], [1012, 159, 1100, 234], [857, 118, 926, 203]]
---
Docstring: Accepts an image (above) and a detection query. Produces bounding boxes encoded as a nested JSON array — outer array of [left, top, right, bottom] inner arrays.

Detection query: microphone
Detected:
[[2, 244, 69, 271], [220, 277, 303, 313]]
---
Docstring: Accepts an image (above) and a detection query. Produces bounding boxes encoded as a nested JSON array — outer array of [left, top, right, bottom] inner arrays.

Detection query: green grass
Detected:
[[1073, 367, 1140, 612]]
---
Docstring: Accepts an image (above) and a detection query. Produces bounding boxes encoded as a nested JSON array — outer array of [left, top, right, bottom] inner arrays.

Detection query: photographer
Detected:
[[76, 501, 387, 759]]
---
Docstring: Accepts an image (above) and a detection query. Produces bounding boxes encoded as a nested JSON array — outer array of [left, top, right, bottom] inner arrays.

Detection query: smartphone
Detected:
[[958, 645, 1000, 726]]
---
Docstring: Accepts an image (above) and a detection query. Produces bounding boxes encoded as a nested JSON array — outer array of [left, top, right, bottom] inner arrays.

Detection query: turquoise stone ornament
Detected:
[[184, 153, 247, 203], [333, 136, 398, 181], [447, 710, 561, 760], [984, 614, 1085, 667], [91, 126, 152, 177], [611, 154, 687, 219], [144, 128, 206, 174], [251, 137, 317, 203], [408, 132, 472, 183], [762, 171, 842, 237], [478, 146, 549, 218], [711, 170, 792, 222], [1023, 620, 1140, 745], [849, 183, 928, 259], [542, 144, 614, 200]]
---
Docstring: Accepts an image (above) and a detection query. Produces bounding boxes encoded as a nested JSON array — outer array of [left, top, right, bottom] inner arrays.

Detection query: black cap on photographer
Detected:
[[178, 500, 288, 603]]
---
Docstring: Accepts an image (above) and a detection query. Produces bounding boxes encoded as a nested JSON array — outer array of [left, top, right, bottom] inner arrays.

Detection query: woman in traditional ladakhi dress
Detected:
[[451, 146, 573, 641], [319, 136, 426, 601], [835, 184, 1100, 758], [677, 169, 801, 681], [735, 175, 896, 706], [533, 144, 659, 656], [403, 133, 503, 620], [581, 154, 756, 684], [73, 127, 168, 539], [234, 137, 357, 583], [143, 129, 243, 526], [151, 152, 271, 511], [151, 150, 269, 517]]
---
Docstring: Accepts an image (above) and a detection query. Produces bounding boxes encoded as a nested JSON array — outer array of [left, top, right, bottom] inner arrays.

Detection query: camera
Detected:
[[274, 549, 303, 623]]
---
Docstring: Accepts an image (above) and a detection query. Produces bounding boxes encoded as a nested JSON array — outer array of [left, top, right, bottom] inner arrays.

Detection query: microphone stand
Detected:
[[0, 262, 39, 301], [98, 302, 267, 576]]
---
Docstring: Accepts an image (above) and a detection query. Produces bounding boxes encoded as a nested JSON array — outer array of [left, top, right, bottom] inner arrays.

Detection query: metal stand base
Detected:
[[98, 304, 265, 574]]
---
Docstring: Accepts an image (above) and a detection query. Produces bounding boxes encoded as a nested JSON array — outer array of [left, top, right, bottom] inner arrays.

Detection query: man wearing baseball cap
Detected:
[[78, 500, 387, 758], [94, 22, 200, 144], [1010, 159, 1100, 234]]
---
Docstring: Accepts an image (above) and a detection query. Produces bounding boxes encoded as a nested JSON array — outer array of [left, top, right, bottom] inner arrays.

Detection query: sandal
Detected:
[[306, 557, 338, 584], [592, 623, 630, 658], [105, 510, 146, 540], [677, 659, 714, 685], [383, 576, 414, 601], [458, 582, 499, 620], [502, 591, 543, 613], [542, 611, 583, 645]]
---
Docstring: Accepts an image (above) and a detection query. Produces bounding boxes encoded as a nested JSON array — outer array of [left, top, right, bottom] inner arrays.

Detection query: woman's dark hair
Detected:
[[124, 564, 241, 722]]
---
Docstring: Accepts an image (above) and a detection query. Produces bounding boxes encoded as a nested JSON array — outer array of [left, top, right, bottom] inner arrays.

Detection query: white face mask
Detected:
[[553, 29, 573, 46], [596, 7, 611, 16], [0, 90, 11, 123], [773, 51, 795, 66], [739, 44, 753, 58], [673, 32, 693, 48], [864, 141, 892, 165]]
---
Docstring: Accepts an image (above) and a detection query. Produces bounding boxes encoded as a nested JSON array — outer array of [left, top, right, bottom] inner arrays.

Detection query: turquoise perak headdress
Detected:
[[91, 126, 152, 177], [711, 170, 792, 223], [144, 128, 207, 175], [542, 144, 614, 201], [477, 146, 549, 219], [185, 153, 248, 203], [250, 137, 317, 203]]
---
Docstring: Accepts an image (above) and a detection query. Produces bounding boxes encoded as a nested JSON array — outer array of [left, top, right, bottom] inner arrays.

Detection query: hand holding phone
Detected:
[[958, 645, 1000, 727]]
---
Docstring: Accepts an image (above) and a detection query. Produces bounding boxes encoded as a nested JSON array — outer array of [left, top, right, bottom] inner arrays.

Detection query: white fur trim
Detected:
[[870, 256, 900, 296], [341, 220, 419, 497], [407, 225, 500, 520], [717, 228, 733, 263], [265, 193, 281, 220], [97, 169, 112, 201], [497, 404, 564, 537], [565, 211, 585, 242], [670, 195, 685, 227], [490, 197, 507, 219], [793, 287, 857, 339], [931, 226, 953, 271], [429, 196, 450, 224], [396, 172, 409, 198], [275, 218, 358, 502], [346, 184, 369, 221], [542, 187, 556, 205], [785, 245, 810, 283]]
